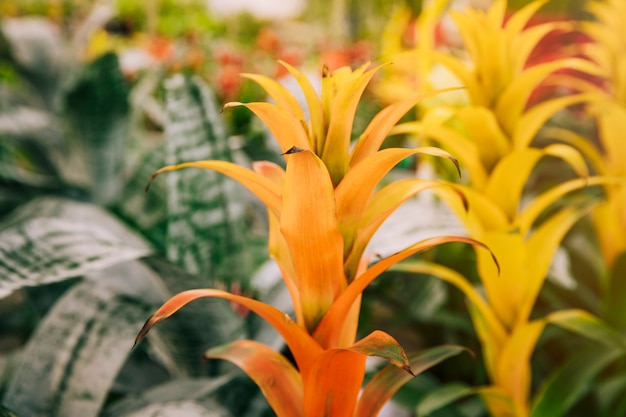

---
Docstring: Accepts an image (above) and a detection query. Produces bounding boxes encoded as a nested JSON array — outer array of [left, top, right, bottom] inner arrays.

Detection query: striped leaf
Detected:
[[0, 197, 152, 299], [3, 280, 150, 417], [162, 74, 261, 286]]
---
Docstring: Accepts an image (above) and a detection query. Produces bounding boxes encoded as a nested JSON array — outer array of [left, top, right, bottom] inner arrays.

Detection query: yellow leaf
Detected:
[[495, 320, 547, 412], [241, 73, 306, 120], [278, 60, 325, 153], [224, 102, 312, 153]]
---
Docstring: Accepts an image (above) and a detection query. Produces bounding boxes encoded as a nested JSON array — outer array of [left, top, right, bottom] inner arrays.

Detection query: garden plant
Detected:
[[1, 0, 626, 417]]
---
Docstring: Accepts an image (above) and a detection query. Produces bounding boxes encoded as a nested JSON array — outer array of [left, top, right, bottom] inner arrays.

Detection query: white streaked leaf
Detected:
[[0, 196, 152, 299], [3, 280, 150, 417]]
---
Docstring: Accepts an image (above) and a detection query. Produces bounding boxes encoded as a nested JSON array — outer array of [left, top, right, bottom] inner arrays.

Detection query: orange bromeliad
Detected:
[[135, 62, 495, 417]]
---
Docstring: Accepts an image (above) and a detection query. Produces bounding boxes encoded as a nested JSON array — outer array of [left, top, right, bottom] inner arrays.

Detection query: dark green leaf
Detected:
[[530, 344, 624, 417], [64, 52, 130, 204], [604, 251, 626, 332]]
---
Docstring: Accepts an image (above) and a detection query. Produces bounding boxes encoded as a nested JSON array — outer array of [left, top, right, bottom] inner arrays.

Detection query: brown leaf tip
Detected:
[[322, 64, 330, 78], [133, 316, 156, 349], [403, 365, 416, 377], [282, 145, 305, 155]]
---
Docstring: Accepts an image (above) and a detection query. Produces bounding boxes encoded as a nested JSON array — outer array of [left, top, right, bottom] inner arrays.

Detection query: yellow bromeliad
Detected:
[[579, 0, 626, 270], [376, 0, 616, 415], [135, 62, 495, 416]]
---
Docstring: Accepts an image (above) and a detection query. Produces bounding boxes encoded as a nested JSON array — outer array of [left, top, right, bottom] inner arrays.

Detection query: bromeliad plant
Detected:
[[134, 62, 496, 416], [376, 0, 623, 415]]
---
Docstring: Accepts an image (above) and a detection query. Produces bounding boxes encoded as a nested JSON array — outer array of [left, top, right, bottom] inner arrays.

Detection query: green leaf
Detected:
[[415, 383, 474, 417], [604, 251, 626, 332], [162, 74, 261, 287], [3, 280, 151, 417], [354, 345, 468, 417], [100, 376, 233, 417], [0, 197, 152, 299], [548, 309, 626, 350], [0, 405, 19, 417], [64, 52, 130, 205], [530, 344, 624, 417]]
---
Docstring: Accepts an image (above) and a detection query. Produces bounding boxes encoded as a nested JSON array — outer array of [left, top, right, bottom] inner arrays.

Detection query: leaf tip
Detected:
[[133, 316, 155, 348], [281, 145, 305, 155], [403, 365, 416, 377]]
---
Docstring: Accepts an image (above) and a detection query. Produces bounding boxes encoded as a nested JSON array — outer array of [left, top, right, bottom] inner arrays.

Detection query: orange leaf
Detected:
[[315, 236, 498, 347], [205, 340, 304, 417], [336, 147, 459, 273], [303, 349, 366, 417], [134, 289, 322, 376], [147, 161, 282, 217], [343, 179, 463, 280], [281, 150, 346, 333]]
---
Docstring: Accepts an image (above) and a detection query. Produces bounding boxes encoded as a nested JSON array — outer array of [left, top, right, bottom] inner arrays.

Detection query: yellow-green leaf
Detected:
[[356, 345, 468, 417]]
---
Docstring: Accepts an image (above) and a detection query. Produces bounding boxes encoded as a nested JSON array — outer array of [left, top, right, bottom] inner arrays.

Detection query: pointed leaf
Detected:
[[337, 147, 459, 270], [134, 289, 322, 377], [241, 72, 306, 120], [496, 59, 602, 135], [415, 383, 474, 417], [391, 122, 488, 188], [147, 160, 282, 217], [355, 345, 468, 417], [547, 309, 626, 349], [343, 180, 468, 280], [350, 89, 462, 167], [224, 102, 311, 152], [530, 344, 624, 417], [513, 93, 599, 150], [281, 150, 345, 333], [393, 261, 506, 344], [322, 65, 382, 185], [515, 176, 620, 234], [315, 236, 497, 348], [515, 206, 593, 327], [349, 330, 411, 372], [278, 60, 325, 153], [484, 145, 588, 221], [205, 340, 304, 417]]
